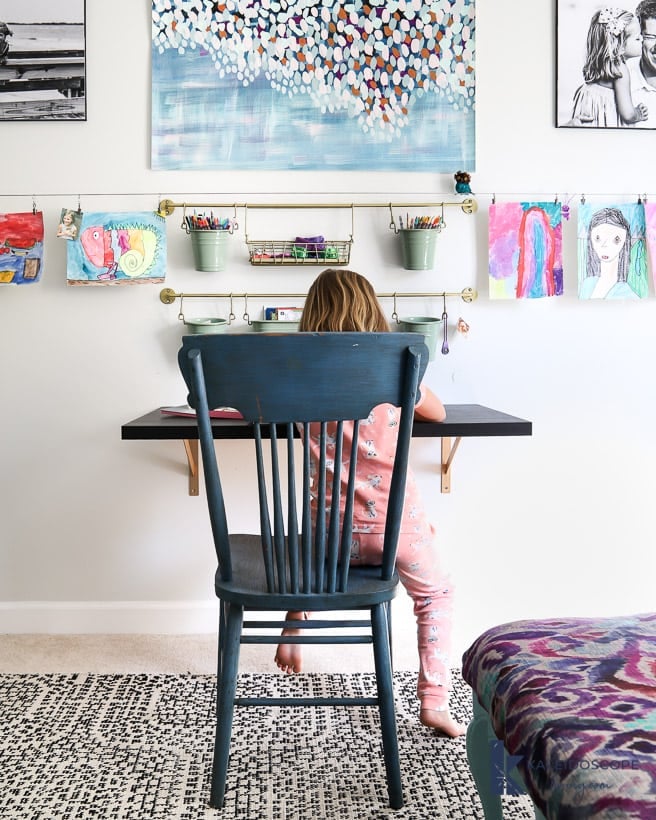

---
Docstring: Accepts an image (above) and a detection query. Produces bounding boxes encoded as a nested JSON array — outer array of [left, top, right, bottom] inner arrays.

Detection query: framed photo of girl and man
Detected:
[[557, 1, 656, 128]]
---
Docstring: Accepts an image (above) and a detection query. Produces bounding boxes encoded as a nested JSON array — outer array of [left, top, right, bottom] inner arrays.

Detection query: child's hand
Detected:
[[636, 103, 648, 122]]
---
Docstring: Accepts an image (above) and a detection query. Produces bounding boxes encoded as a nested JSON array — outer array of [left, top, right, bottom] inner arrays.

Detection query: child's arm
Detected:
[[414, 384, 446, 422], [614, 67, 648, 123]]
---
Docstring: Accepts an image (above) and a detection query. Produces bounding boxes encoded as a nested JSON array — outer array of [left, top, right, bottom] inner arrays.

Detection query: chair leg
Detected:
[[210, 602, 243, 809], [386, 600, 394, 674], [466, 695, 504, 820], [216, 601, 227, 683], [371, 602, 403, 809]]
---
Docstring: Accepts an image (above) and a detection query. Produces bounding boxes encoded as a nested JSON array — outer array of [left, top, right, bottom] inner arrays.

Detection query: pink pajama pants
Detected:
[[350, 524, 454, 712]]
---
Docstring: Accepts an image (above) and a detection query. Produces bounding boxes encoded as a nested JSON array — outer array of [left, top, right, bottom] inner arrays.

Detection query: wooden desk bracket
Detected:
[[440, 436, 462, 494], [180, 436, 462, 496], [183, 438, 199, 496]]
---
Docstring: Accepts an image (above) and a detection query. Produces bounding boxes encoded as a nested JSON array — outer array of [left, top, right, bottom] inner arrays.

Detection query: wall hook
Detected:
[[392, 293, 400, 323], [441, 294, 449, 355], [389, 203, 398, 233]]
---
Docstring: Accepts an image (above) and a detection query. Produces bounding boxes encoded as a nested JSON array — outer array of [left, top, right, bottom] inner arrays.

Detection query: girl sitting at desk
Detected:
[[274, 268, 465, 738]]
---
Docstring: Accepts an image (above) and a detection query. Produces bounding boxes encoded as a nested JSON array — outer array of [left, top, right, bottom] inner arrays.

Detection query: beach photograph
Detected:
[[0, 0, 85, 121]]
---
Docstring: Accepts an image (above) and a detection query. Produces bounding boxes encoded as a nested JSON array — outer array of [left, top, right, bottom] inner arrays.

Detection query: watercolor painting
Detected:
[[578, 202, 647, 299], [0, 211, 44, 285], [67, 211, 167, 286], [488, 202, 564, 299], [644, 202, 656, 290], [151, 0, 475, 171], [557, 1, 656, 130], [0, 0, 86, 121]]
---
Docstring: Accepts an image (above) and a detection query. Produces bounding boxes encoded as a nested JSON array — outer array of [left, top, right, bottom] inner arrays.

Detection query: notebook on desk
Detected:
[[160, 405, 244, 420]]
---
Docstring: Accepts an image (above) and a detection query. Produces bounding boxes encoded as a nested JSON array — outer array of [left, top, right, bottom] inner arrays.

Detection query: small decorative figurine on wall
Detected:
[[454, 171, 473, 195], [457, 317, 470, 336]]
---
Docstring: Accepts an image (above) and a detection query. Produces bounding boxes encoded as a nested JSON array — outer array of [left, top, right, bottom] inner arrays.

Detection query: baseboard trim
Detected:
[[0, 601, 220, 634]]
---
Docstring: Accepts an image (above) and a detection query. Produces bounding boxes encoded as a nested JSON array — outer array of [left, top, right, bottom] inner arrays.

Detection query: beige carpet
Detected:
[[0, 633, 397, 674]]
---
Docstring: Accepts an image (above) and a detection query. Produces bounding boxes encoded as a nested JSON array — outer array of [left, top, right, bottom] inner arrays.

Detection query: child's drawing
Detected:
[[644, 203, 656, 290], [67, 211, 166, 285], [0, 211, 44, 285], [488, 202, 563, 299], [578, 203, 647, 299]]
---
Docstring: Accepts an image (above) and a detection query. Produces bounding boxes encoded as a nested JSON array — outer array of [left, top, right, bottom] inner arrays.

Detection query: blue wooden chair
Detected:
[[178, 332, 429, 810]]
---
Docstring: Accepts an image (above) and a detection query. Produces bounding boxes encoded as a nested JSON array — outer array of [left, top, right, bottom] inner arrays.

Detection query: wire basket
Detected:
[[246, 238, 352, 266]]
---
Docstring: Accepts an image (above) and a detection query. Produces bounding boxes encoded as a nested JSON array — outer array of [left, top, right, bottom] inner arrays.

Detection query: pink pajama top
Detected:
[[307, 387, 429, 536]]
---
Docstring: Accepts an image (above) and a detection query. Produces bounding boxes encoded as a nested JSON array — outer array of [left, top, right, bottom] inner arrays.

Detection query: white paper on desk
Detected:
[[160, 405, 243, 419]]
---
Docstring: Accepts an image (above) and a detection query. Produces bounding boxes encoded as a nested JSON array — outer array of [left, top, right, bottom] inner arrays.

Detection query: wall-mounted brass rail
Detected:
[[159, 285, 477, 494], [160, 287, 476, 304], [157, 198, 477, 217]]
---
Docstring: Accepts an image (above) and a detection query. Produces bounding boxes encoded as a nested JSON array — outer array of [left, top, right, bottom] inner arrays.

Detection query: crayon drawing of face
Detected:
[[591, 222, 628, 263], [586, 207, 632, 283]]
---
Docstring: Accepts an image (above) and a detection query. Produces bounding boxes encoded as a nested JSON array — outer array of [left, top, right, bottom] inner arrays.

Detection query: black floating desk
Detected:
[[121, 405, 532, 497]]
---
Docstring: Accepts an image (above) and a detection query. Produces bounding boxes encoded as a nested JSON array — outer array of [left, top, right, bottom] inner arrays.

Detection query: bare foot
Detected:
[[274, 611, 307, 674], [420, 709, 467, 738]]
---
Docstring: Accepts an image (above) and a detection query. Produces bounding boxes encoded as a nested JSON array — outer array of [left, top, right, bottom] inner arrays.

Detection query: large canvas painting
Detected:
[[578, 202, 648, 298], [488, 202, 564, 299], [67, 212, 167, 286], [151, 0, 475, 171], [0, 0, 86, 121], [557, 1, 656, 129]]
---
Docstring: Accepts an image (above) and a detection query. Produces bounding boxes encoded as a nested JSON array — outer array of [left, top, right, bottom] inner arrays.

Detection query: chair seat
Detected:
[[215, 534, 399, 610], [462, 611, 656, 817]]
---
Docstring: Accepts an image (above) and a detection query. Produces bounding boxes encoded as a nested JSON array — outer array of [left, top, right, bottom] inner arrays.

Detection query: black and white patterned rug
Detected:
[[0, 671, 533, 819]]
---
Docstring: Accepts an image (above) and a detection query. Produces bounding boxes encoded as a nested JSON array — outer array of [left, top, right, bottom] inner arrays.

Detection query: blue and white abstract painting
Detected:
[[151, 0, 475, 171]]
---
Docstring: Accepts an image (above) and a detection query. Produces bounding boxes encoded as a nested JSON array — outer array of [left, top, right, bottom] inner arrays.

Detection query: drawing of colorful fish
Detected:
[[80, 224, 159, 280]]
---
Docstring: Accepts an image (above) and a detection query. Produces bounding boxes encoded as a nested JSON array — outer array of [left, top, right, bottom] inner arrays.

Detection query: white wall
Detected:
[[1, 0, 655, 661]]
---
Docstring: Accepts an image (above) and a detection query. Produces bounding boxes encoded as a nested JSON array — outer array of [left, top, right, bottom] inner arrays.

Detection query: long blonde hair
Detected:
[[300, 268, 389, 332], [583, 9, 635, 82]]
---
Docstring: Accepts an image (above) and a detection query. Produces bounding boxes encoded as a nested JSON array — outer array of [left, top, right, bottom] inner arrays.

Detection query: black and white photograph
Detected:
[[557, 0, 656, 128], [0, 0, 85, 121]]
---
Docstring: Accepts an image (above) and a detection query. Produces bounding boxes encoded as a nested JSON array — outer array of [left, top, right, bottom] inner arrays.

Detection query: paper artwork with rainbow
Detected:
[[488, 202, 563, 299]]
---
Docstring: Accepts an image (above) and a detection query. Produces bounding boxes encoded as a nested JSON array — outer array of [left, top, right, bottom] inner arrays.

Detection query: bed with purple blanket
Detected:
[[462, 612, 656, 819]]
